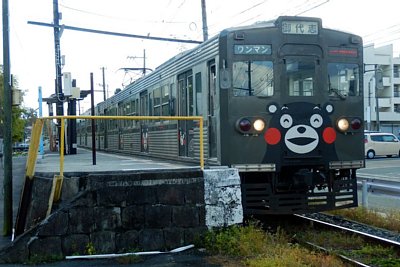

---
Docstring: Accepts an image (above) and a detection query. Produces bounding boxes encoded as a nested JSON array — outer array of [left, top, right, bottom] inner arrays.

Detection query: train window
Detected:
[[195, 72, 202, 115], [328, 63, 360, 97], [188, 75, 194, 116], [140, 91, 148, 116], [232, 61, 273, 97], [162, 85, 169, 116], [286, 59, 315, 96], [153, 88, 161, 116]]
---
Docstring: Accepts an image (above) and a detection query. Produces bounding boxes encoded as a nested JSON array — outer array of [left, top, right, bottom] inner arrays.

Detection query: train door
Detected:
[[140, 91, 149, 153], [177, 70, 193, 157], [208, 61, 217, 158]]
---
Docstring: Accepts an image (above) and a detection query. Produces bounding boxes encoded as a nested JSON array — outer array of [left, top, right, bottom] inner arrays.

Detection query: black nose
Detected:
[[297, 126, 306, 134]]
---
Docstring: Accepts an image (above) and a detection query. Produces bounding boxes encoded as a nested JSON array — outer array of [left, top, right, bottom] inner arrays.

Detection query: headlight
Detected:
[[337, 118, 349, 132], [253, 119, 265, 132]]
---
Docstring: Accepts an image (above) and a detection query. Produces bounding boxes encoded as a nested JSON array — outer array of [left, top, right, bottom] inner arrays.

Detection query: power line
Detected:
[[27, 21, 202, 44], [58, 2, 187, 25], [295, 0, 330, 15]]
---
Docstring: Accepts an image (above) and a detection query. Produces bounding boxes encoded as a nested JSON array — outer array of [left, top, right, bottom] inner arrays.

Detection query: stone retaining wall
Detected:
[[0, 168, 243, 263]]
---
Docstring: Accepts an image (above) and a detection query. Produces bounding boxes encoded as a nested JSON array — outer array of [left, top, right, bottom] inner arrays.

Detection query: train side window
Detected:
[[161, 85, 169, 116], [169, 83, 176, 116], [153, 88, 161, 116], [286, 59, 314, 96], [328, 63, 359, 97], [188, 75, 194, 116], [232, 60, 273, 97], [195, 72, 202, 115]]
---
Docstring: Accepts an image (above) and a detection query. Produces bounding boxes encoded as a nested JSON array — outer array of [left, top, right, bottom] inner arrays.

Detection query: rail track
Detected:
[[293, 213, 400, 266]]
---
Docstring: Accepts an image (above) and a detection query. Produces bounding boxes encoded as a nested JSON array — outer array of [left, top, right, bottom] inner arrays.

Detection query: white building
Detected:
[[363, 44, 400, 135]]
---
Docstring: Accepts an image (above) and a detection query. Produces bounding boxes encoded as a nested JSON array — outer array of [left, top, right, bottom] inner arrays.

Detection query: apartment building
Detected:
[[363, 44, 400, 136]]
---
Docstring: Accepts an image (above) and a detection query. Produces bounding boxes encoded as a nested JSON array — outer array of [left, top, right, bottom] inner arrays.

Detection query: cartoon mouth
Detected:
[[287, 137, 316, 146]]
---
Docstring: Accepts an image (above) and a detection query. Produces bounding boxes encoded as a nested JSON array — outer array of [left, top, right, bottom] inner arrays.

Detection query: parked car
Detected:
[[12, 142, 29, 152], [364, 132, 400, 159]]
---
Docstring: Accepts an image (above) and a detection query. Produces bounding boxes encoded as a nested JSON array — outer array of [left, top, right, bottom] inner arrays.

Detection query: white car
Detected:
[[364, 132, 400, 159]]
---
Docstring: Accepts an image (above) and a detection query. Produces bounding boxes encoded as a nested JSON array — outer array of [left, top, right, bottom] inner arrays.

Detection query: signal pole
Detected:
[[201, 0, 209, 41], [2, 0, 12, 236], [53, 0, 64, 152]]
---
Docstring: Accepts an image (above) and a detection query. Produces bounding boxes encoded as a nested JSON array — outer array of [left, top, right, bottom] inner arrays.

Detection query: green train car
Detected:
[[78, 16, 365, 214]]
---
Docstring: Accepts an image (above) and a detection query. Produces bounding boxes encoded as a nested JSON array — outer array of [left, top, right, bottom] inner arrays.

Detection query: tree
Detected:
[[0, 67, 29, 143]]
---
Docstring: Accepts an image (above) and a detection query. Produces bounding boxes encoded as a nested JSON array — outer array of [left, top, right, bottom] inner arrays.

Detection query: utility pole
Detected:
[[126, 49, 148, 75], [53, 0, 64, 153], [2, 0, 13, 236], [201, 0, 209, 41], [143, 50, 146, 75]]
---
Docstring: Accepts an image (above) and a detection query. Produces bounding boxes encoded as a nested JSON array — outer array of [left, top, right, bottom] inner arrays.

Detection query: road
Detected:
[[358, 156, 400, 182], [357, 157, 400, 211]]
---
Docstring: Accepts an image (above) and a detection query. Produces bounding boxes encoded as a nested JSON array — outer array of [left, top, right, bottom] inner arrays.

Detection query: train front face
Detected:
[[218, 16, 364, 214]]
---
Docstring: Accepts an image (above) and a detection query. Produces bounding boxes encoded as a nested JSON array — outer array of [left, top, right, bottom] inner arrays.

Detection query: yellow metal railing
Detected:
[[27, 115, 204, 179], [26, 115, 204, 216]]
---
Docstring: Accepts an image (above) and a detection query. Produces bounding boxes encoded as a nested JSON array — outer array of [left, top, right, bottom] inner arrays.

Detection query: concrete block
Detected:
[[203, 168, 243, 228]]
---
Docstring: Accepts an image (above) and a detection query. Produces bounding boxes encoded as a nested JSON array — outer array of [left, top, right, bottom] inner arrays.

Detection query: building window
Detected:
[[394, 65, 399, 78], [394, 85, 400, 97]]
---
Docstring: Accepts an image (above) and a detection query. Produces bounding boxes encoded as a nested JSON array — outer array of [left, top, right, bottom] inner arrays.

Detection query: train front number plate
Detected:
[[282, 21, 318, 35]]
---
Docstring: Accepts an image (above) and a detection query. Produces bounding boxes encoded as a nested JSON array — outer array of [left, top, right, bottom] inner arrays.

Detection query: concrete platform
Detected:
[[35, 148, 197, 173]]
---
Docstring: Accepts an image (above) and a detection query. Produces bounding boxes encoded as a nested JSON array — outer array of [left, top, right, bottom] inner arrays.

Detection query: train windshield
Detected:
[[232, 60, 274, 97], [328, 63, 360, 97], [286, 59, 315, 96]]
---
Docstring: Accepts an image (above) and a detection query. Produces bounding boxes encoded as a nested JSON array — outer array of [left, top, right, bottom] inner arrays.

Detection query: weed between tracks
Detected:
[[328, 207, 400, 233], [296, 230, 400, 267], [202, 221, 343, 267]]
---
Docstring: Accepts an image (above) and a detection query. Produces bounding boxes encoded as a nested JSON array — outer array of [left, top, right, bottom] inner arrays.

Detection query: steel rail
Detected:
[[294, 213, 400, 247]]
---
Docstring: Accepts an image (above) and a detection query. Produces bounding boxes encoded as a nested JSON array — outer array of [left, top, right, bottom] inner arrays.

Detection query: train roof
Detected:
[[95, 16, 361, 113]]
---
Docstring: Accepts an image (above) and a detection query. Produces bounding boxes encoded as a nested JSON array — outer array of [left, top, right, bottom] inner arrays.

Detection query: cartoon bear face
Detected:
[[263, 102, 337, 163]]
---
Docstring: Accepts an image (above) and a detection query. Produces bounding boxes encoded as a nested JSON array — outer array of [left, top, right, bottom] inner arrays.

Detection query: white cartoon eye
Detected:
[[310, 114, 323, 128], [268, 104, 278, 114], [280, 114, 293, 128]]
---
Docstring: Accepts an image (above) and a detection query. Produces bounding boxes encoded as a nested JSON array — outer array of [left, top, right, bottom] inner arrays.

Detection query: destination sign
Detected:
[[234, 44, 272, 55], [281, 21, 318, 35]]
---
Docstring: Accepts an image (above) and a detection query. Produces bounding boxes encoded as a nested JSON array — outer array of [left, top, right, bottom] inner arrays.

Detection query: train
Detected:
[[77, 16, 365, 215]]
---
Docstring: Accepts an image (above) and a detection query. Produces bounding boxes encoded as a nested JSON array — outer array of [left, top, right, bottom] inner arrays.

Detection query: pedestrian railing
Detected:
[[16, 115, 204, 236]]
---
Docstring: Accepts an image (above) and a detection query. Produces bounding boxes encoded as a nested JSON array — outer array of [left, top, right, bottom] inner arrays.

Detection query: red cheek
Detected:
[[323, 127, 336, 144], [264, 128, 281, 145]]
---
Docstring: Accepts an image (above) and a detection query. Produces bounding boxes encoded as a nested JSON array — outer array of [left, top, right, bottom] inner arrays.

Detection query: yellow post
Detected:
[[60, 118, 65, 176], [25, 119, 44, 179], [48, 118, 65, 214]]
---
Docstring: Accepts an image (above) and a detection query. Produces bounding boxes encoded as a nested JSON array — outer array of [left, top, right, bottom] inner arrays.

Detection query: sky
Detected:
[[2, 0, 400, 115]]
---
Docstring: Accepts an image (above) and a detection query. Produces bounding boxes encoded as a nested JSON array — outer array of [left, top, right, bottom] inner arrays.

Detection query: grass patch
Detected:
[[297, 229, 400, 267], [328, 207, 400, 232], [203, 221, 343, 266], [26, 254, 64, 265]]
